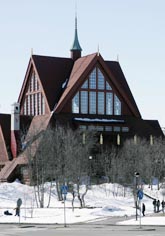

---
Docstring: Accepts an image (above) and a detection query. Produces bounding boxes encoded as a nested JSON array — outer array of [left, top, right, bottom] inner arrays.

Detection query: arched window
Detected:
[[72, 67, 121, 115]]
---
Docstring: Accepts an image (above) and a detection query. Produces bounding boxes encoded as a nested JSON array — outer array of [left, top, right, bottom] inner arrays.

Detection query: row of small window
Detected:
[[23, 93, 45, 116], [82, 68, 112, 90], [28, 73, 40, 92], [72, 91, 121, 115], [79, 125, 129, 132]]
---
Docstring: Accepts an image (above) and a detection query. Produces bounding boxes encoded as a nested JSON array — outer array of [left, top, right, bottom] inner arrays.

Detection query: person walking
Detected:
[[157, 200, 160, 213], [161, 200, 165, 213], [142, 203, 145, 216], [14, 206, 20, 216], [153, 199, 156, 213]]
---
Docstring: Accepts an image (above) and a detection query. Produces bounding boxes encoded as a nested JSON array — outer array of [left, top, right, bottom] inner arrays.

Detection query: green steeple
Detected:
[[70, 15, 82, 52]]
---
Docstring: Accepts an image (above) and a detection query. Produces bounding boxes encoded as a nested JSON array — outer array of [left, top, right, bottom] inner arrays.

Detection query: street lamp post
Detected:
[[134, 172, 140, 221], [89, 156, 92, 186]]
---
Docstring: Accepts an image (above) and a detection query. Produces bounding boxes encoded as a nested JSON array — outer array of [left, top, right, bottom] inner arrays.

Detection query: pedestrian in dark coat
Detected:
[[14, 207, 20, 216], [161, 200, 165, 213], [157, 200, 160, 213], [142, 203, 145, 216], [153, 199, 156, 213]]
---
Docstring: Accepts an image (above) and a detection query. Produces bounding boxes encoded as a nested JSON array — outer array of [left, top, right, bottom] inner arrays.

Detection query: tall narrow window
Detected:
[[98, 69, 104, 89], [89, 68, 96, 89], [27, 95, 30, 114], [35, 93, 38, 115], [38, 93, 41, 115], [98, 92, 104, 114], [34, 74, 38, 91], [72, 93, 79, 113], [114, 95, 121, 115], [31, 74, 34, 92], [81, 91, 88, 114], [106, 93, 113, 115], [89, 91, 96, 114], [31, 94, 34, 115], [23, 99, 27, 115]]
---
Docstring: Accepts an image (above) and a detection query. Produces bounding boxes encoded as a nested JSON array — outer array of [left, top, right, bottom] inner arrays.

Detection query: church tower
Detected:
[[70, 14, 82, 61]]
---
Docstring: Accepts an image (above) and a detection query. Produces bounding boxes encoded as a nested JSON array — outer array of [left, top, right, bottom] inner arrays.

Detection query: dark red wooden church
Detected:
[[0, 17, 163, 183]]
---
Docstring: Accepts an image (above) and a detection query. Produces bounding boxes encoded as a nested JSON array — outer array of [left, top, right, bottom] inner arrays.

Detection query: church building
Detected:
[[0, 16, 164, 183]]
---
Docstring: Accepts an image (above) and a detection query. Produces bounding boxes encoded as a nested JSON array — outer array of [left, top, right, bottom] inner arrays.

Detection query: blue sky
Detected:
[[0, 0, 165, 128]]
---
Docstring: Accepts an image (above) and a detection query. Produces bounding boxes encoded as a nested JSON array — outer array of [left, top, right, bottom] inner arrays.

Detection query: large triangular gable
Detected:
[[55, 53, 141, 118], [18, 56, 51, 113]]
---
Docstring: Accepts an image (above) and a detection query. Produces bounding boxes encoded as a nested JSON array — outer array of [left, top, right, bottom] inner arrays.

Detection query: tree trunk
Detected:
[[47, 181, 53, 208]]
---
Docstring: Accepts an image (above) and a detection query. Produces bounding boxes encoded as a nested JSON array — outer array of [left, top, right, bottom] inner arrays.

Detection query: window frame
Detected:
[[72, 66, 122, 115]]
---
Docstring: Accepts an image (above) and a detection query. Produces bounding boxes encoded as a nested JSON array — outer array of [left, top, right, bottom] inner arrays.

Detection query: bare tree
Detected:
[[27, 125, 97, 208]]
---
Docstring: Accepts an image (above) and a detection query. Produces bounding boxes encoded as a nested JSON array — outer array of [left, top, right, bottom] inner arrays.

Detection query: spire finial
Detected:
[[75, 1, 77, 21], [31, 48, 33, 56], [70, 4, 82, 60], [75, 1, 77, 30], [97, 44, 100, 56]]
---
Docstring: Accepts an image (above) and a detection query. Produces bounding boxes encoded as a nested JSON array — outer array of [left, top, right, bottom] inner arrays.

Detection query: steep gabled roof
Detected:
[[105, 61, 141, 117], [32, 55, 74, 111], [18, 55, 74, 112], [18, 52, 141, 118], [55, 53, 141, 117]]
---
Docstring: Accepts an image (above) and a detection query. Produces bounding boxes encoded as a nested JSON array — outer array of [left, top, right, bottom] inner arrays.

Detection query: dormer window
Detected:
[[72, 67, 121, 115]]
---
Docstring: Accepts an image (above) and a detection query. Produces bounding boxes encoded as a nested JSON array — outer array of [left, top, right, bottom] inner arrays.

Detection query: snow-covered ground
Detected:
[[0, 180, 164, 225]]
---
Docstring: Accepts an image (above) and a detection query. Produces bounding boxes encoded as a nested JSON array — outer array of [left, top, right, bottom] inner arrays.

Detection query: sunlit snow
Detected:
[[0, 180, 165, 225]]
